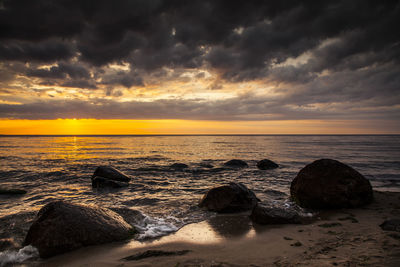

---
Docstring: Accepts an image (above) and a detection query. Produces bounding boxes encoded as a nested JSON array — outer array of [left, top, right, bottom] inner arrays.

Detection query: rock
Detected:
[[223, 159, 248, 168], [290, 159, 373, 209], [91, 166, 130, 188], [0, 188, 27, 195], [0, 238, 18, 251], [169, 163, 189, 170], [199, 182, 258, 213], [380, 219, 400, 232], [199, 163, 213, 168], [23, 201, 134, 258], [250, 204, 304, 224], [91, 177, 129, 188], [257, 159, 279, 170]]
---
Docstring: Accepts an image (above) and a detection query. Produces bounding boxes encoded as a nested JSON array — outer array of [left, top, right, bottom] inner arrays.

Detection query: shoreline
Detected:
[[35, 190, 400, 267]]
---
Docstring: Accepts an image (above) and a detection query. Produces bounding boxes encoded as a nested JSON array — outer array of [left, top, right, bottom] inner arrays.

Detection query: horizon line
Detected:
[[1, 134, 399, 137]]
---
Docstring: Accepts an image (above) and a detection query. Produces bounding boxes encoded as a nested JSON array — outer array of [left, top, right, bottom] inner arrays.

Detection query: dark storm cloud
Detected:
[[0, 40, 74, 62], [0, 0, 399, 121], [27, 62, 90, 79], [0, 96, 399, 121]]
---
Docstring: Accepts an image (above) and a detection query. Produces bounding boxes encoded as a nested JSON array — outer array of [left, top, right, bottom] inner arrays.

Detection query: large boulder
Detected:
[[250, 204, 304, 225], [199, 183, 258, 213], [257, 159, 279, 170], [91, 166, 130, 188], [290, 159, 373, 209], [223, 159, 248, 168], [23, 201, 134, 258]]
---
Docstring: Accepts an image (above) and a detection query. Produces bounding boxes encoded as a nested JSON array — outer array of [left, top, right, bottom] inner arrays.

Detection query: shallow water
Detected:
[[0, 135, 399, 241]]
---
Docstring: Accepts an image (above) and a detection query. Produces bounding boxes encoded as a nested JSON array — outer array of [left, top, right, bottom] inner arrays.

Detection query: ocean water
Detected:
[[0, 135, 399, 245]]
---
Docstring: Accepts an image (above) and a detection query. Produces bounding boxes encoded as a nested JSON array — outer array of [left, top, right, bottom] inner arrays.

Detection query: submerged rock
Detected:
[[223, 159, 248, 168], [91, 177, 129, 188], [23, 201, 134, 258], [290, 159, 373, 209], [169, 163, 189, 170], [257, 159, 279, 170], [250, 204, 304, 225], [91, 166, 130, 188], [0, 188, 27, 195], [380, 219, 400, 232], [199, 182, 258, 213]]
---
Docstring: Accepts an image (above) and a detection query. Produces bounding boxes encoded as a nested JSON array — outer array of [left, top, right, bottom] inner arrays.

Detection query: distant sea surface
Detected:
[[1, 135, 400, 239]]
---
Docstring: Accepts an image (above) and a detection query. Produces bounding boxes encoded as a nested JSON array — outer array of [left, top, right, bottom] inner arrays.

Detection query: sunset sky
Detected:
[[0, 0, 399, 134]]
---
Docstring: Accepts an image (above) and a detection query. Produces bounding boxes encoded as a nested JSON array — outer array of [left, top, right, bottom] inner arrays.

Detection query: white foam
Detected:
[[134, 215, 181, 240], [0, 245, 38, 267]]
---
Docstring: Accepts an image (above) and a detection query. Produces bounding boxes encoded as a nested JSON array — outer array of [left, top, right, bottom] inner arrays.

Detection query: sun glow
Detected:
[[0, 119, 393, 135]]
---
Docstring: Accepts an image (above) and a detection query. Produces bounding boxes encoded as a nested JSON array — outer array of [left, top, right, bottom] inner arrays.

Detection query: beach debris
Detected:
[[91, 166, 130, 188], [169, 163, 189, 170], [199, 182, 258, 213], [290, 159, 373, 209], [318, 223, 342, 228], [0, 188, 27, 195], [250, 203, 307, 225], [23, 201, 135, 258], [257, 159, 279, 170], [380, 219, 400, 232], [290, 241, 302, 247], [284, 236, 293, 240], [223, 159, 248, 168], [338, 216, 359, 223], [121, 250, 191, 261]]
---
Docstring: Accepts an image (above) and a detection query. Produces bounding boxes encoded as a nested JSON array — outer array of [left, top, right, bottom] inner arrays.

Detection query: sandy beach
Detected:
[[35, 190, 400, 267]]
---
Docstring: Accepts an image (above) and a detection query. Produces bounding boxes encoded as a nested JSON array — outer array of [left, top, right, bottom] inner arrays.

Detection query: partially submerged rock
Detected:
[[199, 182, 258, 213], [250, 204, 305, 225], [223, 159, 248, 168], [23, 201, 134, 258], [91, 177, 129, 188], [380, 219, 400, 232], [169, 163, 189, 170], [91, 166, 130, 188], [257, 159, 279, 170], [290, 159, 373, 209], [0, 188, 27, 195]]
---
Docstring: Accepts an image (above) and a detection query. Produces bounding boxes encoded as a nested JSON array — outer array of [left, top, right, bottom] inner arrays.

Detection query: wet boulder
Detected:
[[23, 201, 134, 258], [199, 183, 258, 213], [250, 204, 304, 225], [290, 159, 373, 209], [223, 159, 248, 168], [91, 166, 130, 188], [169, 163, 189, 170], [257, 159, 279, 170]]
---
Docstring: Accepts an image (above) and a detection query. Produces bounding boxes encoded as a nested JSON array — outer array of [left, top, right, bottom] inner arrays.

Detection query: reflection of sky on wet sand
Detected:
[[127, 214, 256, 248]]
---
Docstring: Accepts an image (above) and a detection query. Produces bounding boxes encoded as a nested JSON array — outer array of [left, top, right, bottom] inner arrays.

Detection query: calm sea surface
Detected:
[[1, 135, 400, 239]]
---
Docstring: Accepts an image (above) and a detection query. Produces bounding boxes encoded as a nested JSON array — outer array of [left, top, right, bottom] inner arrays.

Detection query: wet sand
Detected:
[[38, 191, 400, 266]]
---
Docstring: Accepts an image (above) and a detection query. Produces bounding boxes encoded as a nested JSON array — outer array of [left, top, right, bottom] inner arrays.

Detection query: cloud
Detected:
[[0, 0, 399, 125]]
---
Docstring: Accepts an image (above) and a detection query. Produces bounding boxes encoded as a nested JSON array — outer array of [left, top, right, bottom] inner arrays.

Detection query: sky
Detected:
[[0, 0, 399, 134]]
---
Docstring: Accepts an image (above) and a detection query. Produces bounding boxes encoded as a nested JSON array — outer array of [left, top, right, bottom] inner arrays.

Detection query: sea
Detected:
[[0, 135, 400, 263]]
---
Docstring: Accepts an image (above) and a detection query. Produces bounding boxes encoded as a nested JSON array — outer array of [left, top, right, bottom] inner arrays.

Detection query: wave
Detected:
[[0, 245, 38, 267]]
